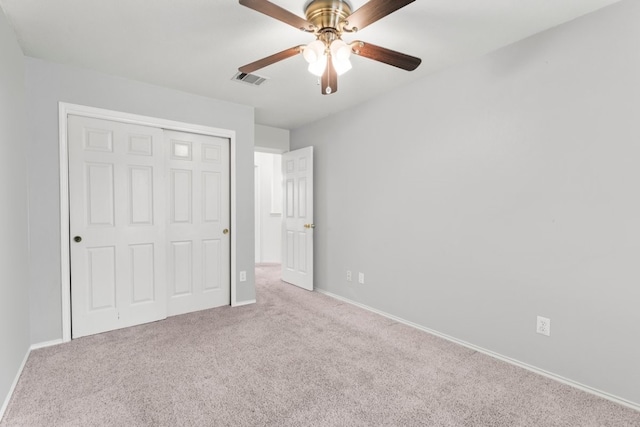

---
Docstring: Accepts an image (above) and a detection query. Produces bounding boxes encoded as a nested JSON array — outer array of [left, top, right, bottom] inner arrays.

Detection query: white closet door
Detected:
[[165, 131, 230, 315], [69, 115, 167, 338]]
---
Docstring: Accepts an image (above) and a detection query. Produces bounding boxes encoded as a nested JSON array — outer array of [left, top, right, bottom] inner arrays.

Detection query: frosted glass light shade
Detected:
[[330, 39, 351, 62], [303, 40, 326, 64], [333, 58, 352, 75], [308, 54, 327, 76]]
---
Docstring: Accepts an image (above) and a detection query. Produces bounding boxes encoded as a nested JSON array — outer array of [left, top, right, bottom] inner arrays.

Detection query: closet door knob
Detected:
[[73, 236, 82, 243], [223, 229, 229, 235]]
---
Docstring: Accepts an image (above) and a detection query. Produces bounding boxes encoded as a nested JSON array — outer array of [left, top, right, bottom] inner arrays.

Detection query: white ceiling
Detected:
[[0, 0, 621, 129]]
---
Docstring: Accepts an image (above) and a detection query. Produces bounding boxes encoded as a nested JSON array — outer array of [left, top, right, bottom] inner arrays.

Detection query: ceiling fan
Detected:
[[238, 0, 422, 95]]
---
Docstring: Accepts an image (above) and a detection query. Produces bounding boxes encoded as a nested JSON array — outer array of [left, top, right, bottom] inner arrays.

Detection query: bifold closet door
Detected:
[[165, 131, 231, 316], [69, 115, 167, 338]]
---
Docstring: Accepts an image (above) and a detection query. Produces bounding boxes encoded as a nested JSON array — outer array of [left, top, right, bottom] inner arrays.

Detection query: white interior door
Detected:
[[281, 146, 314, 290], [165, 131, 230, 316], [69, 115, 167, 338]]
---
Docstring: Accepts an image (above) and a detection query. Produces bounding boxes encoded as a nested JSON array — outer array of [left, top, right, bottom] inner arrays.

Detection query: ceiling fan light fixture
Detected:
[[308, 54, 328, 76], [303, 40, 326, 64], [238, 0, 422, 95]]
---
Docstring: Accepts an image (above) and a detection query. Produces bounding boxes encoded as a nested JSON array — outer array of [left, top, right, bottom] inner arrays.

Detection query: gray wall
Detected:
[[25, 58, 256, 344], [291, 0, 640, 405], [255, 124, 290, 153], [0, 7, 31, 414]]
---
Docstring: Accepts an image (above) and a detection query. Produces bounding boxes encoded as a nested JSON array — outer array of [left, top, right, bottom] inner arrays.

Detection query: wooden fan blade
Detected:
[[351, 41, 421, 71], [239, 0, 315, 32], [344, 0, 415, 32], [321, 56, 338, 95], [239, 46, 304, 74]]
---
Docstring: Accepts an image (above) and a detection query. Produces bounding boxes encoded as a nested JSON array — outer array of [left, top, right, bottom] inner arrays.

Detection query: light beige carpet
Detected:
[[2, 264, 639, 426]]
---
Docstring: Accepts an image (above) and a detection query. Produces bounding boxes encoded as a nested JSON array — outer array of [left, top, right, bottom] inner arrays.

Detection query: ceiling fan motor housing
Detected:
[[304, 0, 352, 32]]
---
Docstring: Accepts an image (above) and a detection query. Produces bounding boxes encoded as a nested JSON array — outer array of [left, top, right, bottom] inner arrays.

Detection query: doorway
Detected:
[[254, 147, 315, 291], [254, 151, 283, 265]]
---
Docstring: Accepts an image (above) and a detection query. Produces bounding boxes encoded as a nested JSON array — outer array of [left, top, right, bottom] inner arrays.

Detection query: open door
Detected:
[[281, 146, 314, 290]]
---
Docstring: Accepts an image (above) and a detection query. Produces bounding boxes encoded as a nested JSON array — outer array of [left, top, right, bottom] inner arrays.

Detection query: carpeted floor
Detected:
[[2, 264, 639, 426]]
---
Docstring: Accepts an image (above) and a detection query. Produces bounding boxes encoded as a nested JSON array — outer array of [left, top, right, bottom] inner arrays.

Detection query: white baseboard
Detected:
[[0, 339, 64, 421], [316, 288, 640, 413], [0, 349, 29, 421], [30, 339, 64, 351], [232, 299, 257, 307]]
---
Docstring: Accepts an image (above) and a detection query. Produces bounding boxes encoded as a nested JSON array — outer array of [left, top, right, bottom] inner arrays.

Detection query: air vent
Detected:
[[232, 72, 268, 86]]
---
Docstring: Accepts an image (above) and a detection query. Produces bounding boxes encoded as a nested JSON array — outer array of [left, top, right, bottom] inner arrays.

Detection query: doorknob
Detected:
[[223, 229, 229, 235], [73, 236, 82, 243], [304, 224, 315, 229]]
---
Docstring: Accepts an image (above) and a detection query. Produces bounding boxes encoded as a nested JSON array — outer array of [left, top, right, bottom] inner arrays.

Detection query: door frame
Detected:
[[58, 102, 239, 343]]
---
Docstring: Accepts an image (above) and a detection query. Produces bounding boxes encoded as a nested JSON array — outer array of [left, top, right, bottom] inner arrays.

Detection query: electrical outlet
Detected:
[[346, 270, 352, 282], [239, 271, 247, 282], [358, 272, 365, 284], [536, 316, 550, 336]]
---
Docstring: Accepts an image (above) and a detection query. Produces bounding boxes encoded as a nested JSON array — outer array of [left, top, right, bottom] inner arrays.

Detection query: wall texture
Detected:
[[0, 7, 31, 416], [291, 0, 640, 406], [25, 58, 256, 344]]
